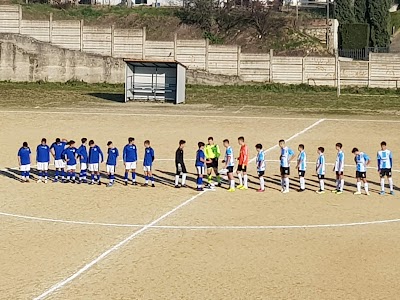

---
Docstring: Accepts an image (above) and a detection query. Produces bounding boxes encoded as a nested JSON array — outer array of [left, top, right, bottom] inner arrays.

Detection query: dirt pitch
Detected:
[[1, 105, 400, 300]]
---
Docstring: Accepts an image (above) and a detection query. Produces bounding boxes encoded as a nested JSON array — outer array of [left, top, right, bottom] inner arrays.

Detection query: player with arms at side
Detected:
[[36, 138, 50, 183], [279, 139, 294, 194], [62, 140, 78, 183], [255, 144, 266, 192], [315, 147, 326, 194], [88, 140, 104, 185], [332, 143, 345, 195], [205, 137, 222, 187], [195, 142, 206, 191], [77, 138, 88, 184], [106, 141, 119, 187], [377, 141, 394, 195], [18, 142, 31, 183], [175, 140, 187, 188], [237, 136, 249, 190], [352, 148, 370, 195], [296, 144, 307, 192], [223, 139, 235, 192], [123, 137, 138, 186], [50, 138, 68, 183], [143, 140, 155, 187]]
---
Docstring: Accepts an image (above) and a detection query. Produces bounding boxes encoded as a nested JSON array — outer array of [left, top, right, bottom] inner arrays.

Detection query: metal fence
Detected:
[[338, 47, 390, 61]]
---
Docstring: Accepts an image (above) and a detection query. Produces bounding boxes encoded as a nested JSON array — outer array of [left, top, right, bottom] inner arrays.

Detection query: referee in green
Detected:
[[205, 137, 222, 187]]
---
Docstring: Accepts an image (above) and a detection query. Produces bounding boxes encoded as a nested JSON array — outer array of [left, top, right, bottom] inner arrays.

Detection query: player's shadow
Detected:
[[88, 93, 124, 103], [156, 169, 198, 185], [0, 168, 24, 182]]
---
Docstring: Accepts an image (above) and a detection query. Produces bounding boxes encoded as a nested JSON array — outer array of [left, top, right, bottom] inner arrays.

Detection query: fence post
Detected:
[[173, 33, 177, 61], [142, 27, 146, 60], [49, 13, 53, 43], [334, 50, 338, 87], [18, 5, 22, 34], [111, 25, 114, 57], [337, 59, 341, 97], [205, 38, 209, 71], [237, 45, 241, 77], [269, 49, 274, 83], [302, 57, 306, 84], [80, 19, 84, 52]]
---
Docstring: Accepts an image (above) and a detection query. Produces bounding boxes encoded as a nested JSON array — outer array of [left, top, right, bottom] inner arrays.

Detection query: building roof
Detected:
[[123, 59, 187, 69]]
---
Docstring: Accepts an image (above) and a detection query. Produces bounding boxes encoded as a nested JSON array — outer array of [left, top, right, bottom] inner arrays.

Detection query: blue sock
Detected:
[[97, 174, 101, 181], [27, 171, 30, 178], [91, 174, 95, 181], [199, 177, 203, 185], [196, 177, 200, 185], [71, 172, 76, 179], [55, 170, 59, 178], [38, 171, 43, 178], [151, 177, 154, 183], [132, 172, 136, 181], [124, 172, 128, 180], [44, 171, 48, 179], [22, 171, 26, 178], [145, 175, 149, 182], [83, 170, 87, 178], [110, 174, 114, 182], [61, 169, 65, 178]]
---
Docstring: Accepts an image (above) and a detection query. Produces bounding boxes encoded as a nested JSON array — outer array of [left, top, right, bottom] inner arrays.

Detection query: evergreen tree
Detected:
[[334, 0, 355, 24], [354, 0, 367, 23], [368, 0, 391, 47]]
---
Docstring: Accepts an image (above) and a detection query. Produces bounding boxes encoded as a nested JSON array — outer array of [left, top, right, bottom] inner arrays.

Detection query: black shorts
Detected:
[[206, 158, 218, 169], [298, 170, 305, 177], [356, 171, 366, 179], [317, 174, 325, 179], [237, 165, 247, 172], [175, 164, 187, 175], [336, 171, 344, 176], [380, 168, 392, 177], [227, 166, 234, 174], [280, 167, 290, 176], [258, 171, 265, 177]]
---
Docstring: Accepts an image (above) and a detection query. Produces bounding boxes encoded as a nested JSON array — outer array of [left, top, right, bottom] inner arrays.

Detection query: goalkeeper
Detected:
[[205, 137, 222, 187], [174, 140, 187, 188]]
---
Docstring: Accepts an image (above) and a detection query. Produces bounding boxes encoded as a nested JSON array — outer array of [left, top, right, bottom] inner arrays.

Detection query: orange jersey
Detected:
[[238, 144, 249, 165]]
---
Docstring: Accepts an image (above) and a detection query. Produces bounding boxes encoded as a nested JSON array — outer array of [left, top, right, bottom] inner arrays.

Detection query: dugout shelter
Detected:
[[124, 59, 186, 104]]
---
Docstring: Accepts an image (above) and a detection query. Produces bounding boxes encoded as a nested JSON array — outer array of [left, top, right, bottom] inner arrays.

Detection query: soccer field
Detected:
[[1, 105, 400, 300]]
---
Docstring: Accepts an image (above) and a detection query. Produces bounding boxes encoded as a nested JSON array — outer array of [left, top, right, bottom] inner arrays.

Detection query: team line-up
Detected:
[[16, 136, 395, 195]]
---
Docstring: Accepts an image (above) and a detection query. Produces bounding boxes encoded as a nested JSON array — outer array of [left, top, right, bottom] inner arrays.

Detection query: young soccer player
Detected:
[[255, 144, 266, 192], [175, 140, 187, 188], [205, 137, 222, 187], [279, 139, 294, 193], [333, 143, 345, 194], [316, 147, 326, 194], [377, 141, 394, 195], [77, 138, 88, 184], [237, 136, 249, 190], [88, 140, 104, 185], [143, 140, 155, 187], [352, 148, 370, 195], [18, 142, 31, 182], [223, 139, 235, 192], [195, 142, 206, 191], [50, 138, 68, 183], [106, 141, 119, 187], [296, 144, 307, 192], [36, 138, 50, 183], [123, 137, 138, 186], [62, 140, 78, 183]]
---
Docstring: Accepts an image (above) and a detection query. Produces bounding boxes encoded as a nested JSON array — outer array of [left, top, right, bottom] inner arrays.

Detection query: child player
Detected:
[[205, 137, 222, 187], [352, 147, 370, 195], [333, 143, 345, 194], [237, 136, 249, 190], [143, 140, 155, 187], [223, 139, 235, 192], [62, 140, 78, 183], [50, 138, 68, 183], [106, 141, 119, 187], [175, 140, 187, 188], [88, 140, 104, 185], [18, 141, 31, 182], [36, 138, 50, 183], [377, 141, 394, 195], [316, 147, 326, 194], [279, 139, 294, 193], [123, 137, 138, 186], [77, 138, 88, 184], [255, 144, 266, 192], [296, 144, 307, 192], [195, 142, 206, 191]]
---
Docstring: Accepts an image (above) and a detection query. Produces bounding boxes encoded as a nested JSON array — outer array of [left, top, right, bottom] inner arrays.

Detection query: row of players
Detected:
[[16, 136, 395, 194]]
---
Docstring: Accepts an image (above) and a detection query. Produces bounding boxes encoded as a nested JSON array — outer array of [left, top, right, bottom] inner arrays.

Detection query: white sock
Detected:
[[340, 179, 344, 192], [284, 178, 290, 191], [281, 178, 285, 188], [238, 173, 243, 186], [381, 178, 385, 191], [356, 182, 361, 192], [230, 179, 235, 189], [182, 173, 187, 185], [175, 175, 179, 186], [300, 177, 305, 190], [259, 177, 265, 190], [72, 176, 75, 181], [389, 178, 394, 191], [243, 174, 248, 187], [320, 179, 324, 191], [364, 182, 369, 193]]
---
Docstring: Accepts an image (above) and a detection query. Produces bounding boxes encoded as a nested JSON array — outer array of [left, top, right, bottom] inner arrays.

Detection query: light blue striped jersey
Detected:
[[377, 149, 392, 169], [316, 153, 326, 175], [334, 150, 345, 172], [280, 147, 294, 168], [297, 151, 307, 171], [256, 151, 266, 171], [225, 146, 235, 167], [355, 152, 370, 172]]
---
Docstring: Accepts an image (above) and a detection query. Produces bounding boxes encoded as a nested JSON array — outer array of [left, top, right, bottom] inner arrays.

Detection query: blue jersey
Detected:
[[18, 147, 31, 165], [36, 144, 50, 163], [123, 144, 138, 163], [256, 151, 266, 171], [195, 149, 205, 167], [77, 145, 88, 163], [63, 147, 77, 166], [316, 153, 326, 175], [88, 145, 104, 164], [225, 146, 235, 167], [280, 147, 294, 168], [50, 142, 67, 160], [144, 147, 155, 166], [297, 150, 307, 171], [335, 150, 345, 172], [355, 152, 370, 172], [377, 150, 392, 170], [106, 147, 119, 166]]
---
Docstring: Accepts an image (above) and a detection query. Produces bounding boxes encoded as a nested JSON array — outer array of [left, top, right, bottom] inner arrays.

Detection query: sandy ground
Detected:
[[1, 106, 400, 299]]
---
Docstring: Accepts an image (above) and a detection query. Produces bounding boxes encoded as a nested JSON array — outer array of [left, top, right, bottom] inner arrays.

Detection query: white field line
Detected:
[[33, 190, 209, 300]]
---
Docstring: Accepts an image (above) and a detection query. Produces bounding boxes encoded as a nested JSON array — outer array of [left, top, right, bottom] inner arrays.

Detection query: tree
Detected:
[[334, 0, 355, 24], [354, 0, 368, 23], [368, 0, 391, 47]]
